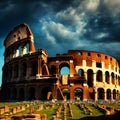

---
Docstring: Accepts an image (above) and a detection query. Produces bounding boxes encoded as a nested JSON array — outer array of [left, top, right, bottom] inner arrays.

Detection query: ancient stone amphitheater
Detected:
[[1, 23, 120, 101]]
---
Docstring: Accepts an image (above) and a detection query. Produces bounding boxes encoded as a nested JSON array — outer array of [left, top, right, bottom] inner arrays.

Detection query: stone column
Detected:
[[22, 45, 27, 55], [84, 71, 87, 80], [104, 92, 106, 101], [103, 72, 105, 83], [29, 36, 35, 52], [93, 73, 96, 87], [16, 48, 19, 57], [70, 87, 74, 101], [94, 90, 98, 101], [52, 83, 57, 100]]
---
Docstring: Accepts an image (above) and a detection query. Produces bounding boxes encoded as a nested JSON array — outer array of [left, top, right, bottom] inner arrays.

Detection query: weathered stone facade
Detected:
[[1, 23, 120, 101]]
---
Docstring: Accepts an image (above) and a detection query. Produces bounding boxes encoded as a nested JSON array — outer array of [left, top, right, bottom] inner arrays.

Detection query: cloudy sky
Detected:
[[0, 0, 120, 85]]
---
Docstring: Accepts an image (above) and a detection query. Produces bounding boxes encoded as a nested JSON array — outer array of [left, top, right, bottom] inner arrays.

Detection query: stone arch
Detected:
[[96, 70, 103, 82], [87, 69, 93, 87], [105, 71, 110, 84], [106, 89, 111, 100], [78, 69, 84, 77], [74, 88, 83, 100], [98, 88, 104, 100], [41, 87, 52, 100], [28, 87, 35, 100], [19, 88, 25, 101], [59, 63, 70, 75], [62, 88, 70, 100]]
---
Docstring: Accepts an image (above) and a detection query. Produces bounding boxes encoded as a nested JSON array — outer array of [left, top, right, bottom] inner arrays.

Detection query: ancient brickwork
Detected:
[[1, 23, 120, 101]]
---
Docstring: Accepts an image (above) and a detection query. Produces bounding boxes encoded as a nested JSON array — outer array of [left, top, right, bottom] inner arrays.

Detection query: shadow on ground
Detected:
[[72, 111, 120, 120]]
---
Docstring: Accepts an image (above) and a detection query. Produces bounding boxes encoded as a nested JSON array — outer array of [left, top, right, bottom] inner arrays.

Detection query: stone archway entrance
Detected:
[[62, 89, 70, 100], [41, 87, 52, 100], [98, 88, 104, 100], [74, 88, 83, 100]]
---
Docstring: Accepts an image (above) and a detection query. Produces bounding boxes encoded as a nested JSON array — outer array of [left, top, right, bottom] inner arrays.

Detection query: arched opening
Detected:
[[29, 87, 35, 100], [60, 66, 70, 75], [87, 69, 93, 87], [113, 89, 116, 100], [60, 63, 70, 85], [96, 70, 103, 82], [21, 62, 27, 77], [98, 88, 104, 100], [41, 87, 52, 100], [19, 88, 25, 101], [60, 63, 70, 75], [78, 69, 84, 77], [111, 72, 115, 84], [105, 71, 110, 84], [30, 61, 37, 76], [107, 89, 111, 100], [74, 88, 83, 100], [50, 65, 56, 75], [62, 89, 70, 100]]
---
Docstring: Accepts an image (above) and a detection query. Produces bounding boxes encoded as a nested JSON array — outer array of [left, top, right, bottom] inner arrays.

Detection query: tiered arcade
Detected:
[[1, 23, 120, 101]]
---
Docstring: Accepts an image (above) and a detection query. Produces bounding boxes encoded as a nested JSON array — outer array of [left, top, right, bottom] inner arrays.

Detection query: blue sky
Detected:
[[0, 0, 120, 85]]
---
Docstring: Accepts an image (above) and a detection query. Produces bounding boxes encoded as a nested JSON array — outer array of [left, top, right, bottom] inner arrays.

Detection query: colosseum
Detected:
[[1, 23, 120, 101]]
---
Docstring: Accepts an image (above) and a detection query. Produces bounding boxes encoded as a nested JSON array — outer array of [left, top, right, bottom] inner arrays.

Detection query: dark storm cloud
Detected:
[[0, 0, 120, 58]]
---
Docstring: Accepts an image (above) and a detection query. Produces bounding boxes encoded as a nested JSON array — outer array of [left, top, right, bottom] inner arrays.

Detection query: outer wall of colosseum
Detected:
[[1, 23, 120, 101]]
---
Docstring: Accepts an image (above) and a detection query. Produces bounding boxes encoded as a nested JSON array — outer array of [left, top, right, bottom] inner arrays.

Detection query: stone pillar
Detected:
[[109, 74, 112, 84], [103, 72, 105, 83], [94, 90, 98, 101], [70, 87, 74, 101], [52, 84, 57, 100], [16, 48, 19, 57], [93, 73, 96, 87], [84, 71, 87, 80], [22, 45, 27, 55], [111, 92, 113, 101], [29, 36, 35, 52], [104, 92, 106, 101]]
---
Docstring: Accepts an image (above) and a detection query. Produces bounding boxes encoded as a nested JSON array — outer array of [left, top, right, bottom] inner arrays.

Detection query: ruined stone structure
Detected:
[[1, 23, 120, 101]]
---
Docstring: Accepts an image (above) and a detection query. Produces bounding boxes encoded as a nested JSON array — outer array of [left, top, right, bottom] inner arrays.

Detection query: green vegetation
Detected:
[[0, 101, 120, 120]]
